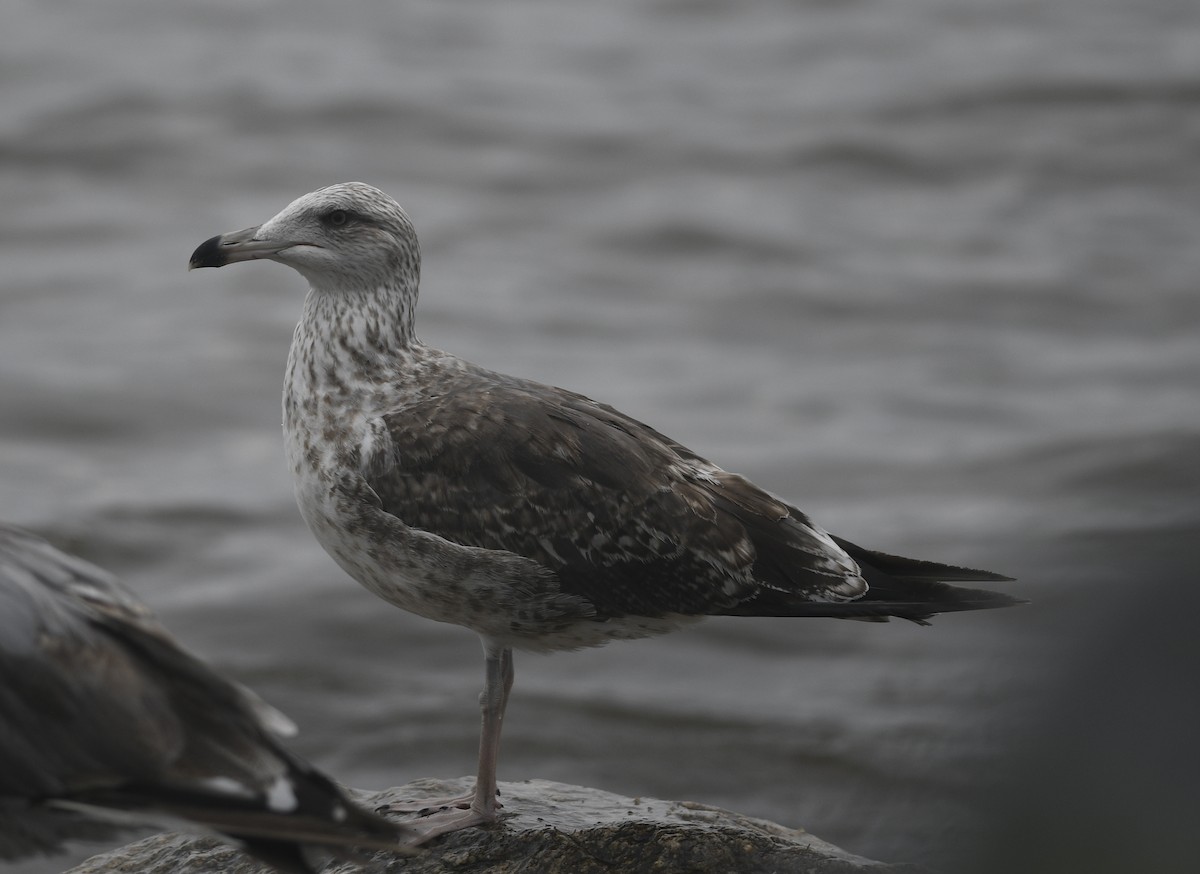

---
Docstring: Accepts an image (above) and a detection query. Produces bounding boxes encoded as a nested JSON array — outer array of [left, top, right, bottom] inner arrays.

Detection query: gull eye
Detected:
[[326, 209, 349, 227]]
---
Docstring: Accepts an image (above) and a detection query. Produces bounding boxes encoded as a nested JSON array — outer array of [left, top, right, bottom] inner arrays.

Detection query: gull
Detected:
[[0, 523, 415, 872], [190, 181, 1020, 842]]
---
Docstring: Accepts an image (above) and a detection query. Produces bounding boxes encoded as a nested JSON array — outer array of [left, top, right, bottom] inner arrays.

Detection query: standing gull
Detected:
[[190, 182, 1021, 842], [0, 523, 415, 872]]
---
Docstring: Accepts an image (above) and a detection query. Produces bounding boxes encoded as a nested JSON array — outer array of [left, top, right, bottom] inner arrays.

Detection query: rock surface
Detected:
[[66, 778, 925, 874]]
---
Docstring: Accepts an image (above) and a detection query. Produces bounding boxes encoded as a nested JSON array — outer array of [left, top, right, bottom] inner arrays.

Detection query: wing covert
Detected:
[[361, 376, 865, 618]]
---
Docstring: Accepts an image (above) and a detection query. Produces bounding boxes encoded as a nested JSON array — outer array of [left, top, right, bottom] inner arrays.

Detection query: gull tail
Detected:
[[831, 535, 1023, 625], [724, 536, 1023, 625]]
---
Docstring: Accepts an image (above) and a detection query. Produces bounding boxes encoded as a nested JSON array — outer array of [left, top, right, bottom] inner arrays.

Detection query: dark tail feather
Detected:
[[834, 534, 1022, 622], [724, 536, 1024, 625], [830, 535, 1015, 583]]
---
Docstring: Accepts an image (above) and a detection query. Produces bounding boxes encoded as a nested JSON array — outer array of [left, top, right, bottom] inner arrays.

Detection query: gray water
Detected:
[[2, 1, 1198, 870]]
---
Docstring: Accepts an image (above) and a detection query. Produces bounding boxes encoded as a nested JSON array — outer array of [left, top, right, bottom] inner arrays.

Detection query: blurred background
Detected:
[[2, 1, 1197, 871]]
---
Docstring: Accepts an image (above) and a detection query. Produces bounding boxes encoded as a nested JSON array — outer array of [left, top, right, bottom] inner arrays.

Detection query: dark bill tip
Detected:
[[188, 225, 281, 271], [188, 234, 227, 270]]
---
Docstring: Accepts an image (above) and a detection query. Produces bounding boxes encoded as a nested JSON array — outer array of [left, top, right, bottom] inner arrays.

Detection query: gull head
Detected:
[[188, 182, 420, 292]]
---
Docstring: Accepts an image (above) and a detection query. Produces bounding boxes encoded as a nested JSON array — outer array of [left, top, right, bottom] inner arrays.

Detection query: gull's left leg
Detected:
[[385, 640, 514, 844]]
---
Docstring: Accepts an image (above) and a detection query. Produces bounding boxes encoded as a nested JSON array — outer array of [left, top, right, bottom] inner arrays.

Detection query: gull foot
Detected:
[[376, 788, 501, 817], [399, 803, 501, 846]]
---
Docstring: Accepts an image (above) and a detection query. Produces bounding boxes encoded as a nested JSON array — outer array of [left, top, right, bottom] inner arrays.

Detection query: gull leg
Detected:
[[470, 643, 512, 809], [383, 641, 514, 844]]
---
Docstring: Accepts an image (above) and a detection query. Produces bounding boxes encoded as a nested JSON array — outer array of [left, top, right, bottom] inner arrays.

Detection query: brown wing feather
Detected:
[[363, 374, 865, 619]]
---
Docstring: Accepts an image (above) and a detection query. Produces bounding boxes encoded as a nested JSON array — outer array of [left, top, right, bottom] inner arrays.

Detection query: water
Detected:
[[2, 0, 1197, 870]]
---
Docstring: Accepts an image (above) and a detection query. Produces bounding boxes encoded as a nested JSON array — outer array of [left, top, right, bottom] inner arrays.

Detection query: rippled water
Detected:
[[3, 1, 1198, 870]]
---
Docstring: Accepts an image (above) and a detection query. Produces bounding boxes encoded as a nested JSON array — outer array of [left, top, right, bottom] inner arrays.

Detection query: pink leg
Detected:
[[384, 640, 514, 844]]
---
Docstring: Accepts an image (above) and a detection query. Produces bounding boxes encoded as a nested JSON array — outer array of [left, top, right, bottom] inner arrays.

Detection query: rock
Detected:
[[66, 778, 925, 874]]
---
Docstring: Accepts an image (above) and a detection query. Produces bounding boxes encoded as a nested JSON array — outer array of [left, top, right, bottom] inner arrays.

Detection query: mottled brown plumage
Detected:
[[364, 374, 865, 620], [190, 182, 1020, 843]]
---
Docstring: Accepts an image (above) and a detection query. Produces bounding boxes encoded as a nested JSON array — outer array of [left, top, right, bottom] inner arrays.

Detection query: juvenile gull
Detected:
[[0, 523, 415, 872], [190, 182, 1021, 842]]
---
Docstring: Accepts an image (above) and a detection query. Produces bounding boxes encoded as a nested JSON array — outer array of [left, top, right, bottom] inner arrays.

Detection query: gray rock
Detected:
[[66, 778, 924, 874]]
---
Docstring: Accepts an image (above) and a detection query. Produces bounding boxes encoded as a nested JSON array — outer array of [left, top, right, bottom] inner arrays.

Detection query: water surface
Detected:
[[2, 1, 1197, 869]]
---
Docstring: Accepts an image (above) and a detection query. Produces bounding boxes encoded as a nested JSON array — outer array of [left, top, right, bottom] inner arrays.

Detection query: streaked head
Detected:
[[189, 182, 420, 292]]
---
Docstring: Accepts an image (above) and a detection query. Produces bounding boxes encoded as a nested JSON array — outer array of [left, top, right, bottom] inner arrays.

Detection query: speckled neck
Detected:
[[290, 279, 420, 388]]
